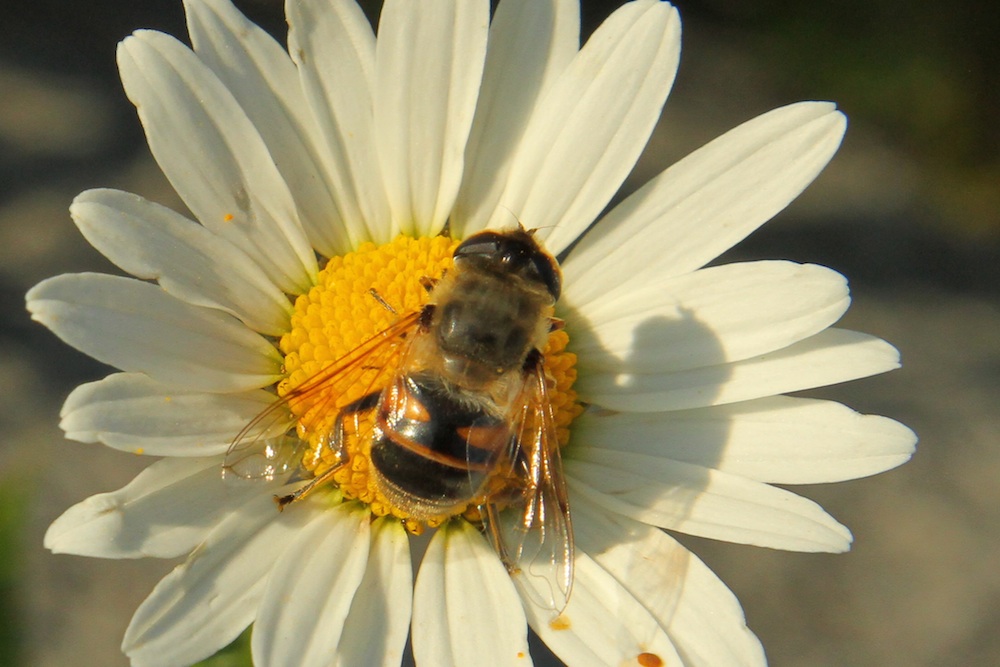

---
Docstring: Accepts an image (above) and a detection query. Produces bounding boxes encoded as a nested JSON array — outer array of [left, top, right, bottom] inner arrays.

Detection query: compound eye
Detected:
[[454, 229, 561, 302], [454, 231, 504, 262], [530, 252, 561, 301]]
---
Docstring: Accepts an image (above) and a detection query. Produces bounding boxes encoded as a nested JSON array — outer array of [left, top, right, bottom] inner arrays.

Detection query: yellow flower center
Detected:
[[278, 235, 581, 533]]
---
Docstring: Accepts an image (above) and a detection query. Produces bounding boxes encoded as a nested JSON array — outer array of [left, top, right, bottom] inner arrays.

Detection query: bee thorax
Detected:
[[432, 270, 552, 380]]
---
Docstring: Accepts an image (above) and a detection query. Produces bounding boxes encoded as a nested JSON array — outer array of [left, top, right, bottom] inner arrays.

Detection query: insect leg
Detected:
[[274, 390, 382, 510], [483, 502, 519, 574]]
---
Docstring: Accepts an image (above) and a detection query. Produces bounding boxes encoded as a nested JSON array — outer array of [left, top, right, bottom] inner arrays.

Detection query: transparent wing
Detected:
[[223, 310, 424, 484], [222, 432, 307, 483], [483, 356, 574, 612]]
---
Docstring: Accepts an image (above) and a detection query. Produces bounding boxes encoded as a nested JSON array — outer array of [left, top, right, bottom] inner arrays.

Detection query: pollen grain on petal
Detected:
[[548, 614, 572, 631], [637, 652, 664, 667]]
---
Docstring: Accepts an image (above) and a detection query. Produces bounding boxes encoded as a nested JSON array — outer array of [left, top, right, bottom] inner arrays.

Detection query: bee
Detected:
[[224, 227, 573, 609]]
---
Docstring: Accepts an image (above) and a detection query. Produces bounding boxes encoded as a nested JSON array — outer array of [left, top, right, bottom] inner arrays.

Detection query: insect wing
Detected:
[[223, 311, 422, 484], [484, 362, 574, 612], [222, 406, 301, 483]]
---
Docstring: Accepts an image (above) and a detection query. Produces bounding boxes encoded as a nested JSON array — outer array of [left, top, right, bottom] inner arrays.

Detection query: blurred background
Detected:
[[2, 1, 997, 665]]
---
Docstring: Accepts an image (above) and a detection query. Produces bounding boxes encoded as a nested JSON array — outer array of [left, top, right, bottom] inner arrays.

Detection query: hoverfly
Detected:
[[224, 227, 574, 610]]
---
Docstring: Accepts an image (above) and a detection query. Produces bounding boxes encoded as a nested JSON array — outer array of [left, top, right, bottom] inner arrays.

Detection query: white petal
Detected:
[[563, 102, 847, 303], [72, 188, 291, 336], [566, 261, 849, 371], [337, 517, 413, 667], [412, 520, 530, 666], [117, 30, 315, 293], [522, 550, 682, 667], [451, 0, 579, 237], [573, 395, 917, 484], [567, 448, 852, 552], [60, 373, 280, 457], [252, 503, 371, 667], [577, 328, 901, 412], [573, 497, 766, 667], [374, 0, 489, 236], [287, 0, 393, 246], [43, 457, 249, 559], [491, 0, 681, 255], [122, 491, 319, 667], [26, 273, 281, 393], [185, 0, 363, 256]]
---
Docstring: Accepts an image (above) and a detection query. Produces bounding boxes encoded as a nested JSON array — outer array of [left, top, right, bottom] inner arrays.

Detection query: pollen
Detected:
[[278, 234, 582, 532], [637, 652, 665, 667], [548, 614, 572, 631]]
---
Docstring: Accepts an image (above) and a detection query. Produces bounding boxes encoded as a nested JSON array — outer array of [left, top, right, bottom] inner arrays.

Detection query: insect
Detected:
[[224, 227, 574, 610]]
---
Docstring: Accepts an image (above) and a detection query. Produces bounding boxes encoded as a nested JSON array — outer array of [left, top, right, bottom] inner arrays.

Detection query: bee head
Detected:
[[453, 228, 561, 301]]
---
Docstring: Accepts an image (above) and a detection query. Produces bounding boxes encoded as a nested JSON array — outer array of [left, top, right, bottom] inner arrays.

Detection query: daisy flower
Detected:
[[27, 0, 916, 665]]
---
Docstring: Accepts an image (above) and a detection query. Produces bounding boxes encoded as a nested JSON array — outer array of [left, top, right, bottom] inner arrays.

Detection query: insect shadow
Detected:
[[551, 297, 731, 645]]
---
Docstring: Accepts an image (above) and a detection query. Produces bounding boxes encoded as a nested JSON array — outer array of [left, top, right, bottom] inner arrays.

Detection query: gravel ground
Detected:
[[3, 3, 998, 666]]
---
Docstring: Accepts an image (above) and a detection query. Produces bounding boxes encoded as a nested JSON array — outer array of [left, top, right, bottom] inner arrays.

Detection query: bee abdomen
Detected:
[[370, 373, 511, 515]]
